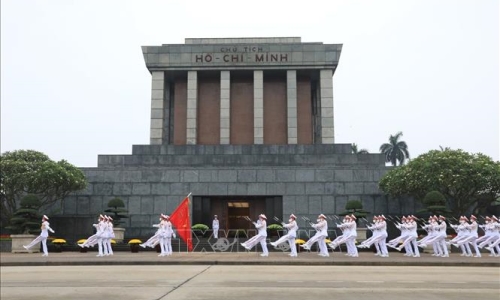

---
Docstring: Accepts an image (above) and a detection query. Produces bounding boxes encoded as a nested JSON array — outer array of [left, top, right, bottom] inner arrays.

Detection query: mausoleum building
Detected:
[[57, 38, 417, 240]]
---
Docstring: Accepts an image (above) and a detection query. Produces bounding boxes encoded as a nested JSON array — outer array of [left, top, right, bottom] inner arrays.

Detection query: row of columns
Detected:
[[149, 70, 335, 145]]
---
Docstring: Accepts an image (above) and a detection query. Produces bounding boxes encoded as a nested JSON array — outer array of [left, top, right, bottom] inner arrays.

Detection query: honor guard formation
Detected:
[[23, 212, 500, 258]]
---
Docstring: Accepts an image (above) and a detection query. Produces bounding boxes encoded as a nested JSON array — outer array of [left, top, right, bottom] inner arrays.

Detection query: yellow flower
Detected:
[[111, 239, 117, 244], [128, 239, 142, 244], [295, 239, 306, 245], [324, 239, 331, 243], [52, 238, 67, 244], [77, 239, 87, 244]]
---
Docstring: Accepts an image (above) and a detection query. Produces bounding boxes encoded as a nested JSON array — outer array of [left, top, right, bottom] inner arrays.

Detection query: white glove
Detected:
[[173, 233, 176, 238]]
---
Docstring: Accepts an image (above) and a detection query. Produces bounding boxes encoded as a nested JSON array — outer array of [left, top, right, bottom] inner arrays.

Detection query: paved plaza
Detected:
[[1, 264, 499, 300]]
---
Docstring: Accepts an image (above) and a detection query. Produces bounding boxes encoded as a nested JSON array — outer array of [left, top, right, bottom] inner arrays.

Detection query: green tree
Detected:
[[7, 194, 42, 234], [0, 150, 87, 225], [352, 143, 369, 154], [379, 131, 410, 166], [104, 197, 129, 227], [379, 149, 500, 215]]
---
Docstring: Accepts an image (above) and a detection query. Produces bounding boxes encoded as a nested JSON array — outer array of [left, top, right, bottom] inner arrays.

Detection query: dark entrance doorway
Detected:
[[192, 196, 282, 234]]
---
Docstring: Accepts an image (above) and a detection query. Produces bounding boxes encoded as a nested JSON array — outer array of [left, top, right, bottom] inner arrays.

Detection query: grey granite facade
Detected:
[[54, 144, 422, 241]]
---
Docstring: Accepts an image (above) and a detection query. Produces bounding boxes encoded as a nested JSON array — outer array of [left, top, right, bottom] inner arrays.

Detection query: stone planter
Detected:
[[356, 228, 368, 241], [113, 228, 125, 243], [0, 240, 12, 252], [11, 234, 39, 253]]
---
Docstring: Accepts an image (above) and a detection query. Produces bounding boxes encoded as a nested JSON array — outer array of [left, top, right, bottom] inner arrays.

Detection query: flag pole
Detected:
[[185, 192, 192, 253]]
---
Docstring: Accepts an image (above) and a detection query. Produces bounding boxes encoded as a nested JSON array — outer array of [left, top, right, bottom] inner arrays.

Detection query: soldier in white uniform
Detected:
[[23, 215, 55, 256], [396, 216, 420, 257], [301, 214, 329, 257], [104, 216, 115, 256], [212, 215, 220, 239], [79, 215, 105, 249], [484, 216, 500, 255], [374, 215, 388, 257], [450, 216, 473, 256], [95, 214, 107, 257], [453, 215, 480, 257], [163, 214, 176, 256], [140, 215, 163, 248], [270, 214, 299, 257], [241, 214, 269, 257]]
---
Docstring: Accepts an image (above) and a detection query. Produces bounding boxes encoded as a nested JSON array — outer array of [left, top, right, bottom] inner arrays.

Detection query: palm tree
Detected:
[[379, 132, 410, 166], [351, 143, 369, 154]]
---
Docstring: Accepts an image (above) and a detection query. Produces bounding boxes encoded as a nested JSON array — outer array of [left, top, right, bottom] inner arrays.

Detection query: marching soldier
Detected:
[[270, 214, 299, 257], [23, 215, 55, 257], [241, 214, 269, 257], [301, 214, 329, 257], [104, 216, 115, 256], [140, 215, 163, 249]]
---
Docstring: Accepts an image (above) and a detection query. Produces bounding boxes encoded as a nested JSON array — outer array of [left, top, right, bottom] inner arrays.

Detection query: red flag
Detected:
[[169, 196, 192, 251]]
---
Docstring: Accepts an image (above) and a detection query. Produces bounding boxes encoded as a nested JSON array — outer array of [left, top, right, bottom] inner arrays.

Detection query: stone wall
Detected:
[[53, 144, 421, 242]]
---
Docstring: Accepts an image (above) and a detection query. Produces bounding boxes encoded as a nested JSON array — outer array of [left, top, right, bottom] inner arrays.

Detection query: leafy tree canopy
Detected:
[[0, 150, 87, 226], [379, 149, 500, 215]]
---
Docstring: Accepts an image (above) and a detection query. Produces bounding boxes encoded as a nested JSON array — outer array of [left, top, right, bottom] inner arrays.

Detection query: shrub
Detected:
[[7, 194, 42, 234], [339, 199, 370, 220], [267, 224, 283, 230], [104, 197, 129, 227], [192, 224, 209, 231]]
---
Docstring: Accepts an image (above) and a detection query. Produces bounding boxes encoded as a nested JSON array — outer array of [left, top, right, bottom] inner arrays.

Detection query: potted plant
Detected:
[[192, 224, 209, 237], [128, 239, 142, 253], [267, 223, 284, 237], [7, 194, 42, 253], [51, 238, 67, 252], [104, 197, 129, 243], [77, 239, 88, 253]]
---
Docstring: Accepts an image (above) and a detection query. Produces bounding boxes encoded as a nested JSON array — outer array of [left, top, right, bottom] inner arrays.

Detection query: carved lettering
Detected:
[[195, 51, 290, 63]]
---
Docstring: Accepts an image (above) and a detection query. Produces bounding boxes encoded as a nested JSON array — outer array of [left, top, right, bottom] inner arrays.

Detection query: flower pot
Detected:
[[130, 244, 140, 253], [79, 247, 88, 253]]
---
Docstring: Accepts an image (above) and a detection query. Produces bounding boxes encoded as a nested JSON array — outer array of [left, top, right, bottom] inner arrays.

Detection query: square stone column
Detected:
[[220, 71, 230, 144], [186, 71, 198, 144], [150, 71, 167, 144], [320, 69, 334, 143], [287, 70, 297, 144], [254, 70, 264, 144]]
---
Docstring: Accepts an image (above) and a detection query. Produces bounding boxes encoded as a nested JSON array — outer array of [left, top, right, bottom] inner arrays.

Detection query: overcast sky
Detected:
[[1, 0, 498, 167]]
